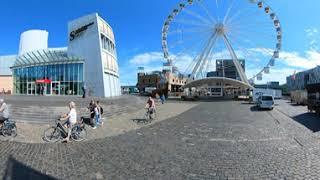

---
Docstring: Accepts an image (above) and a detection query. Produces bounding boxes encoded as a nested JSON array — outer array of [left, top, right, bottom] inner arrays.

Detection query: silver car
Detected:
[[257, 95, 274, 110]]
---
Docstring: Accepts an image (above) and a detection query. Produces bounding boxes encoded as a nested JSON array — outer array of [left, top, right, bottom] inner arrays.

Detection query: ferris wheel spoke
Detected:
[[191, 33, 218, 78], [228, 18, 274, 29], [196, 0, 218, 24], [168, 31, 212, 51], [227, 6, 263, 27], [223, 0, 237, 24], [172, 18, 213, 28], [227, 29, 276, 47], [167, 27, 213, 36], [169, 32, 214, 70], [226, 5, 256, 25], [182, 8, 215, 25], [227, 33, 274, 59], [228, 24, 276, 39], [228, 31, 275, 51], [227, 37, 261, 62]]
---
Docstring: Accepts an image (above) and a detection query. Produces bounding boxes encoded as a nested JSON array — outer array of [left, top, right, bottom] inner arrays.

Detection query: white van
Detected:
[[257, 95, 274, 110]]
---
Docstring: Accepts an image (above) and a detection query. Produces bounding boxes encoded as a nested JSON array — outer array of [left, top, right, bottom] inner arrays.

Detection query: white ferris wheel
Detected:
[[161, 0, 282, 85]]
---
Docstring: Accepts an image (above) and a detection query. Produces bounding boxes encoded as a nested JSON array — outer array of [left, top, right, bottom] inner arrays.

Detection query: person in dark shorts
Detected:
[[88, 99, 95, 127]]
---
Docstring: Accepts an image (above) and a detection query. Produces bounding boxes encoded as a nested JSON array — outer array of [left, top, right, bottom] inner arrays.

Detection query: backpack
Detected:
[[100, 106, 104, 115]]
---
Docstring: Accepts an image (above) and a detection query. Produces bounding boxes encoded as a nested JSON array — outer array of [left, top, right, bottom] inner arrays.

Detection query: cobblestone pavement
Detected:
[[0, 102, 197, 143], [2, 100, 320, 179], [3, 95, 147, 123]]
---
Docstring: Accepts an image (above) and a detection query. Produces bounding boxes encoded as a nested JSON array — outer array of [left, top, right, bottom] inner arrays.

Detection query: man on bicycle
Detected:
[[145, 96, 156, 115], [0, 99, 9, 124]]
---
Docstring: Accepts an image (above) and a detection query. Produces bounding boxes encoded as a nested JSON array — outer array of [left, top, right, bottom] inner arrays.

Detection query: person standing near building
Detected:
[[40, 86, 44, 96], [82, 84, 86, 98], [0, 99, 9, 123]]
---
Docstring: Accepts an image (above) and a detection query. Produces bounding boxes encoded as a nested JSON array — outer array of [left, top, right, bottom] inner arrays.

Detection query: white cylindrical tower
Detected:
[[19, 30, 48, 55]]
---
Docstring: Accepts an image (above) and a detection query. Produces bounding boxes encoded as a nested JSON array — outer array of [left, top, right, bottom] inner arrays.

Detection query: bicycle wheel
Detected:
[[71, 126, 87, 142], [43, 127, 61, 142], [2, 124, 17, 137], [144, 112, 150, 120], [150, 110, 156, 120]]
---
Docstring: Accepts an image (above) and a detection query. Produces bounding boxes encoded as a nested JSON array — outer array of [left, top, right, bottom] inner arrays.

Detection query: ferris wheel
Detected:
[[161, 0, 282, 85]]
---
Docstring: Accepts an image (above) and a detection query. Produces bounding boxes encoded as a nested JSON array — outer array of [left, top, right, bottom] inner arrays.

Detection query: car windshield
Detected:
[[262, 96, 273, 101]]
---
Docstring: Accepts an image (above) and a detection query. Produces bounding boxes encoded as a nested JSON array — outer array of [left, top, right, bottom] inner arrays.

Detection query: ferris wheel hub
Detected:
[[214, 23, 225, 35]]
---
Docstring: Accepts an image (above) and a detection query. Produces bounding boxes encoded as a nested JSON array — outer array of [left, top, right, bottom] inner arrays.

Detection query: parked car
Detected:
[[257, 95, 274, 110]]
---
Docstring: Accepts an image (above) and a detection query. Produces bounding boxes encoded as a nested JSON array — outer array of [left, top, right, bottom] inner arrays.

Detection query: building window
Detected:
[[101, 33, 116, 56]]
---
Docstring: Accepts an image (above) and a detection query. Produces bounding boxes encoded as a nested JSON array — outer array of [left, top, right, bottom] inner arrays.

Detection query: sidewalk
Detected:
[[0, 101, 198, 143]]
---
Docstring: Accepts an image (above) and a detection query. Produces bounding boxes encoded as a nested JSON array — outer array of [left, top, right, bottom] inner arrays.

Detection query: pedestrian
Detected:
[[82, 84, 86, 98], [160, 93, 165, 104], [96, 101, 104, 126], [88, 99, 95, 127], [92, 102, 99, 129], [0, 99, 9, 124], [41, 86, 44, 96]]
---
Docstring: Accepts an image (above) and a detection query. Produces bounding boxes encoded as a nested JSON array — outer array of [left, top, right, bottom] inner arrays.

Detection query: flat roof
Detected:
[[11, 49, 84, 69]]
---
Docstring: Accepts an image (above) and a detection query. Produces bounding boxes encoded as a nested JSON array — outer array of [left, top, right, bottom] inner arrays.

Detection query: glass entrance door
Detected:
[[51, 81, 60, 95], [27, 82, 36, 95]]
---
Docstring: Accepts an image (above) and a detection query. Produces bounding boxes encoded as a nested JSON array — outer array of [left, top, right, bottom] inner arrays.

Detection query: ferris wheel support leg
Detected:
[[222, 34, 249, 85], [191, 33, 218, 80]]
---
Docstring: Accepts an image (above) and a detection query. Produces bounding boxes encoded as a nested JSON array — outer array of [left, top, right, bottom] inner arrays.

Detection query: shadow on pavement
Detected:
[[132, 118, 150, 124], [292, 113, 320, 132], [241, 102, 255, 105], [250, 106, 273, 112], [3, 155, 56, 180]]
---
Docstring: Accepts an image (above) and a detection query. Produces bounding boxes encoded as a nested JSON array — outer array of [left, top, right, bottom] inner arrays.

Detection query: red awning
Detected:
[[36, 79, 52, 84]]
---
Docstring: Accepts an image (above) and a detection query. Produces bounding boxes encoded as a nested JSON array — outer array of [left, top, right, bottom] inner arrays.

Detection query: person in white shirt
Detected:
[[0, 99, 9, 123], [60, 101, 77, 142]]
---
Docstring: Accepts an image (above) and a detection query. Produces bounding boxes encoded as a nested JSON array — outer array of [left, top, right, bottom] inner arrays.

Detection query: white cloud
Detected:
[[129, 52, 164, 65], [305, 28, 318, 37], [305, 27, 320, 51]]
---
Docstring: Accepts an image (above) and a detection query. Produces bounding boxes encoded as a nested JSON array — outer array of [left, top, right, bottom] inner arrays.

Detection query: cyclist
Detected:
[[0, 99, 9, 124], [145, 96, 156, 117], [60, 101, 77, 143]]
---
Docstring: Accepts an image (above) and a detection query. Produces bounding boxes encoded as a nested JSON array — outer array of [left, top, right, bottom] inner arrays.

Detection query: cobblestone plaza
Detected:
[[0, 96, 320, 179]]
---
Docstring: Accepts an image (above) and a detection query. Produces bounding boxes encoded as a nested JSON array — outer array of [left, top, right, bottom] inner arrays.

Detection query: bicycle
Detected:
[[144, 108, 156, 122], [0, 118, 17, 137], [43, 118, 87, 142]]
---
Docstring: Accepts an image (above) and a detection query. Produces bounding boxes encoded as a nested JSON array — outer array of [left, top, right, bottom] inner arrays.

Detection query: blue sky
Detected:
[[0, 0, 320, 85]]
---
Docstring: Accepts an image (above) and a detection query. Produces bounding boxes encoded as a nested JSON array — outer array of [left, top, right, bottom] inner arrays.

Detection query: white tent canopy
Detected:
[[183, 77, 253, 89]]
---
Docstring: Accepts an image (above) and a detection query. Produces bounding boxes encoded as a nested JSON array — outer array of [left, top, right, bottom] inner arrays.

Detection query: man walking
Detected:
[[0, 99, 9, 123], [82, 84, 86, 98]]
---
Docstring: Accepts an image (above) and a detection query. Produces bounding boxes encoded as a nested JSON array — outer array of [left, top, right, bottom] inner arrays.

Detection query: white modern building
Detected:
[[1, 13, 121, 97]]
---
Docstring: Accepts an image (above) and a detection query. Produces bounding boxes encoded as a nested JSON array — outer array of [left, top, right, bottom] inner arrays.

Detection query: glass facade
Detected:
[[13, 63, 84, 95]]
